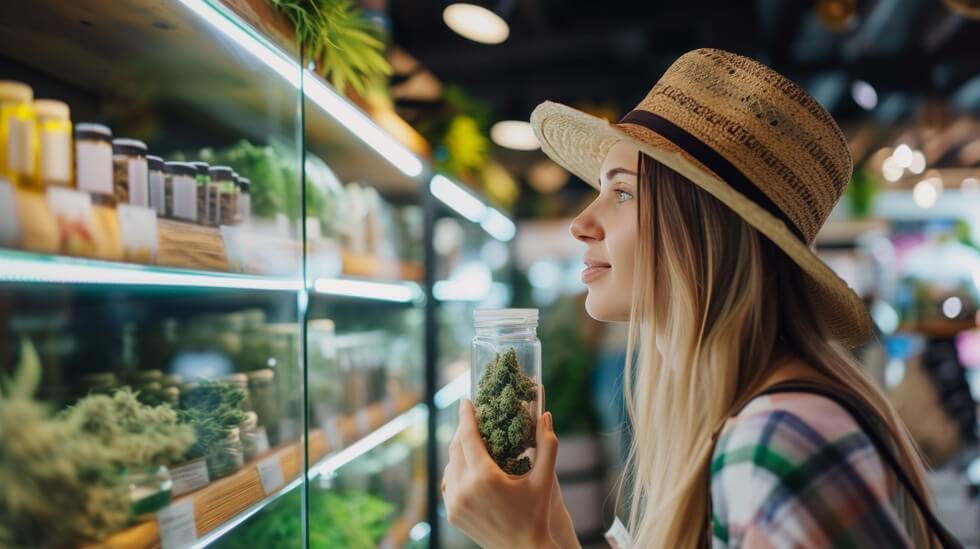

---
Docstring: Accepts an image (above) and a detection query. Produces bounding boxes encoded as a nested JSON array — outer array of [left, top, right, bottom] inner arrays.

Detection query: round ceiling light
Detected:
[[490, 120, 540, 151], [443, 3, 510, 45]]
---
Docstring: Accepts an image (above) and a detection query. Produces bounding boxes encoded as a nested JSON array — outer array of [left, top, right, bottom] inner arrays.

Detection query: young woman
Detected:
[[442, 49, 956, 548]]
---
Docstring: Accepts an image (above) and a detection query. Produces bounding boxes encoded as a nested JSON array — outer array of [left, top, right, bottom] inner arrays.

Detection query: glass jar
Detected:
[[206, 427, 243, 480], [0, 81, 36, 188], [247, 368, 277, 433], [189, 161, 211, 226], [127, 465, 173, 519], [223, 372, 253, 413], [471, 308, 541, 476], [237, 176, 251, 225], [33, 99, 72, 189], [207, 166, 232, 226], [147, 155, 166, 216], [164, 161, 197, 222], [74, 123, 114, 205], [112, 138, 149, 207], [217, 171, 240, 226]]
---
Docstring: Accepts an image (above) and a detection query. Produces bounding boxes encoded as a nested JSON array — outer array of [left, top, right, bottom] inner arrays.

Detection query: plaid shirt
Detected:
[[710, 392, 912, 548]]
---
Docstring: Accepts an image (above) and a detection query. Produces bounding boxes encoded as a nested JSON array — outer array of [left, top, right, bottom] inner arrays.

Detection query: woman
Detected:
[[442, 49, 956, 548]]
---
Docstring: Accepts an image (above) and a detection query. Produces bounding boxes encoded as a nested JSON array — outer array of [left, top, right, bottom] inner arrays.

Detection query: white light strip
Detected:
[[309, 404, 427, 479], [179, 0, 422, 178], [191, 474, 304, 548], [430, 175, 488, 223], [305, 75, 424, 178], [178, 0, 300, 87], [313, 278, 422, 303], [0, 253, 300, 290], [480, 207, 517, 242], [434, 369, 471, 409]]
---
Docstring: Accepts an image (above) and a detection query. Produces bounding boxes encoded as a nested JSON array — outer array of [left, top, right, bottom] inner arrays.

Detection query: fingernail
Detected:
[[545, 412, 553, 431]]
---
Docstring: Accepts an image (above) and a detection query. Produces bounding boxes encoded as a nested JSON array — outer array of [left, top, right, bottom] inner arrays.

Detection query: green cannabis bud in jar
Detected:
[[474, 348, 537, 475]]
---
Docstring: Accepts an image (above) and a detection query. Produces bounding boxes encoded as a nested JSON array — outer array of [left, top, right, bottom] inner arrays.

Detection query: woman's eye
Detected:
[[616, 190, 634, 203]]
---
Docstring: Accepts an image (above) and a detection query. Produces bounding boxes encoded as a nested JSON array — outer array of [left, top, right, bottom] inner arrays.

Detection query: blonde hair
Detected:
[[619, 154, 936, 547]]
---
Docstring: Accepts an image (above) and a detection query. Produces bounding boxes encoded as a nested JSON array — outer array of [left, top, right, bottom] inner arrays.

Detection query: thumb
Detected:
[[531, 412, 559, 487]]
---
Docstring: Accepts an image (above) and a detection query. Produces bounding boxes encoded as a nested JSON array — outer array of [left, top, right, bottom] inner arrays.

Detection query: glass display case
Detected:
[[0, 1, 513, 547]]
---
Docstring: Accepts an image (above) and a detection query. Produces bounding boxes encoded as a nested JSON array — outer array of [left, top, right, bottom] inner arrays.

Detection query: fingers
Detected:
[[530, 412, 559, 488], [457, 399, 491, 465]]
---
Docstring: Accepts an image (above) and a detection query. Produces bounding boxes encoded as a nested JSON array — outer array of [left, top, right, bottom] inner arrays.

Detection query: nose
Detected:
[[570, 198, 603, 242]]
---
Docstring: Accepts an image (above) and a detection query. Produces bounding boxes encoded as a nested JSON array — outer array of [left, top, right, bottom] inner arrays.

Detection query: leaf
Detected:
[[7, 338, 41, 399]]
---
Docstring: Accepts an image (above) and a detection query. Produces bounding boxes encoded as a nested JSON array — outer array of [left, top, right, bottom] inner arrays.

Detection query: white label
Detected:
[[127, 158, 149, 207], [149, 171, 165, 215], [604, 516, 632, 549], [321, 418, 343, 449], [7, 116, 34, 174], [39, 130, 70, 183], [0, 179, 20, 246], [117, 204, 158, 262], [169, 458, 211, 496], [46, 187, 95, 253], [356, 408, 371, 436], [157, 499, 197, 549], [171, 175, 196, 221], [76, 141, 113, 194], [239, 193, 251, 224], [256, 456, 285, 495], [254, 427, 270, 455], [219, 225, 244, 272]]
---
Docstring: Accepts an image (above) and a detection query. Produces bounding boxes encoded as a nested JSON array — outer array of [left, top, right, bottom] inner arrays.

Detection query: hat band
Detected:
[[618, 109, 806, 243]]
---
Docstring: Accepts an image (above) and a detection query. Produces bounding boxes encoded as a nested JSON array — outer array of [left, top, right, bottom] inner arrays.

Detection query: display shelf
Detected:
[[341, 250, 424, 282], [897, 320, 979, 339], [92, 392, 421, 549]]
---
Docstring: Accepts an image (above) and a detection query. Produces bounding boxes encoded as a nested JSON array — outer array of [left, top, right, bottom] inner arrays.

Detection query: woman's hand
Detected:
[[442, 399, 564, 549]]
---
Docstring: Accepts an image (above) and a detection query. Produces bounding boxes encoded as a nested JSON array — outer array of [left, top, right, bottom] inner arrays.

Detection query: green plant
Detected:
[[179, 381, 247, 478], [63, 388, 195, 469], [0, 340, 130, 547], [474, 348, 537, 475], [845, 161, 878, 218], [272, 0, 392, 97]]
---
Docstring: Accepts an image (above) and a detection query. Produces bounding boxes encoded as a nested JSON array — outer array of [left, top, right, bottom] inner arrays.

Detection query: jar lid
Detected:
[[147, 155, 165, 171], [164, 161, 196, 176], [112, 138, 147, 156], [189, 161, 210, 176], [247, 368, 275, 382], [209, 165, 235, 182], [75, 123, 112, 142], [223, 373, 248, 386], [0, 81, 32, 102], [238, 177, 250, 191], [474, 308, 539, 328], [33, 99, 69, 120]]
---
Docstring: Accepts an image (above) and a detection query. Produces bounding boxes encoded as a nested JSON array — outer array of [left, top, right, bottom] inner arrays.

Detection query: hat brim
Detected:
[[530, 101, 873, 347]]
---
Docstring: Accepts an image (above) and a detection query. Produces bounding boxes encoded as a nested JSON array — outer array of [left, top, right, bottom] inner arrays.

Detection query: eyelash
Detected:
[[615, 189, 634, 203]]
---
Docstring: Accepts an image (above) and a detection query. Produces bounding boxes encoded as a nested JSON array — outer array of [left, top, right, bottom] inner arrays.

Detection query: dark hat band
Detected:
[[619, 109, 806, 243]]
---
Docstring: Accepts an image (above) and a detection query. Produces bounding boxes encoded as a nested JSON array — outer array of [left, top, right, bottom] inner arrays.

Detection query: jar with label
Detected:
[[237, 176, 251, 224], [33, 99, 72, 188], [147, 155, 166, 216], [0, 81, 36, 188], [75, 123, 115, 206], [189, 161, 211, 225], [218, 171, 240, 226], [208, 166, 233, 226], [112, 138, 149, 207], [164, 161, 197, 222], [471, 309, 542, 476]]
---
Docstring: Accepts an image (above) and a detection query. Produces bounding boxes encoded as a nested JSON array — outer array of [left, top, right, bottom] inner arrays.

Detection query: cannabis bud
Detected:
[[474, 348, 537, 475]]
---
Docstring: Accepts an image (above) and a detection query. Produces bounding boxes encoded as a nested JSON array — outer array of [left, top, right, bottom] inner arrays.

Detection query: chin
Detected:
[[583, 290, 630, 322]]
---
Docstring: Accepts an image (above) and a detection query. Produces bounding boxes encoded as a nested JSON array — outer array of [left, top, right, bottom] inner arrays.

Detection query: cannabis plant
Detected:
[[474, 348, 537, 475], [0, 340, 129, 547], [179, 381, 247, 479]]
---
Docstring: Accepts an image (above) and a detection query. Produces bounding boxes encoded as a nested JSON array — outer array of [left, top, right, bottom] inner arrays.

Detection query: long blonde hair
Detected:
[[620, 154, 936, 547]]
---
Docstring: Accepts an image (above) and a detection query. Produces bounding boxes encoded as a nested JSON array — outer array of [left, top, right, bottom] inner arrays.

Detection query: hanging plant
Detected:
[[845, 161, 878, 219], [416, 84, 494, 184], [272, 0, 393, 97]]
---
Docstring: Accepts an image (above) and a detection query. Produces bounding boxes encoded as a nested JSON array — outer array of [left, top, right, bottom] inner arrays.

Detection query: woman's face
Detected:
[[570, 141, 640, 322]]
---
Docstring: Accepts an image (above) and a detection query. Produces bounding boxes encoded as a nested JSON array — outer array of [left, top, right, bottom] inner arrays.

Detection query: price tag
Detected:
[[254, 427, 270, 455], [46, 187, 96, 255], [257, 456, 285, 495], [157, 499, 197, 549], [117, 204, 158, 263], [169, 458, 210, 496], [604, 516, 632, 549], [355, 408, 372, 436], [0, 178, 20, 246], [321, 417, 343, 449]]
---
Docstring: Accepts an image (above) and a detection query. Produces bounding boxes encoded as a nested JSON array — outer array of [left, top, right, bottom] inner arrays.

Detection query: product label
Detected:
[[46, 187, 96, 256], [169, 458, 211, 496], [7, 116, 34, 174], [117, 204, 158, 263], [604, 516, 632, 549], [239, 193, 251, 224], [127, 159, 149, 207], [220, 225, 245, 272], [149, 171, 166, 216], [0, 179, 20, 246], [75, 141, 113, 194], [157, 499, 197, 549], [254, 427, 270, 455], [39, 130, 70, 183], [256, 456, 285, 495], [321, 417, 344, 449], [171, 175, 197, 221]]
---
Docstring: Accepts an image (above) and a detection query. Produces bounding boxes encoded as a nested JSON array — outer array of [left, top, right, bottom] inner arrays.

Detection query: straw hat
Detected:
[[530, 48, 872, 346]]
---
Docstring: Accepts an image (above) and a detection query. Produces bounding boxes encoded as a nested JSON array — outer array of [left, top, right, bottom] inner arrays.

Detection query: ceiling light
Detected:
[[908, 151, 926, 174], [942, 297, 963, 319], [882, 156, 903, 182], [490, 120, 540, 151], [527, 159, 569, 193], [443, 3, 510, 45], [892, 144, 913, 168], [851, 80, 878, 110], [913, 178, 941, 208]]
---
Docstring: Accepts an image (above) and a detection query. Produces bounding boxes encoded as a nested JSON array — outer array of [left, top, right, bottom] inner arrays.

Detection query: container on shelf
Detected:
[[77, 371, 120, 397], [0, 81, 36, 188], [112, 138, 149, 207], [247, 368, 277, 432], [33, 99, 72, 188], [74, 123, 114, 205], [127, 465, 173, 519], [208, 165, 234, 227], [218, 171, 240, 226], [164, 161, 197, 222], [223, 372, 253, 413], [206, 427, 243, 479], [471, 308, 542, 475], [189, 161, 211, 226], [147, 155, 166, 216], [239, 410, 260, 460], [237, 176, 251, 224]]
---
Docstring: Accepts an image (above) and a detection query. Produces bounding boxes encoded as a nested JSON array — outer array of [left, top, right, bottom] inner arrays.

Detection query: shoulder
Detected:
[[709, 392, 910, 548]]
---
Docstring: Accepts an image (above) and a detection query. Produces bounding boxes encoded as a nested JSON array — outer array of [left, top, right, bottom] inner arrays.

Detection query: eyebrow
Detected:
[[599, 167, 637, 186]]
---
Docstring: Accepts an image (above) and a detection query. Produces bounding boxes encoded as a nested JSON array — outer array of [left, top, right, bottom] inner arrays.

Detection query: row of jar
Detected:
[[0, 80, 250, 226]]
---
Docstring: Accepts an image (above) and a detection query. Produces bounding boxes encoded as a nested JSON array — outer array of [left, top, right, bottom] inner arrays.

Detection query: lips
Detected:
[[582, 257, 611, 284]]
